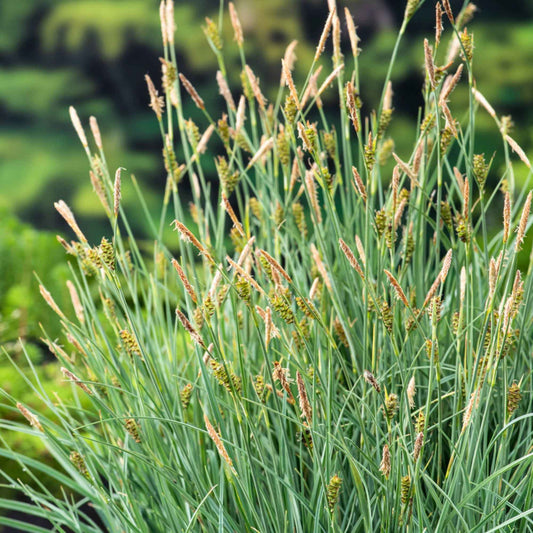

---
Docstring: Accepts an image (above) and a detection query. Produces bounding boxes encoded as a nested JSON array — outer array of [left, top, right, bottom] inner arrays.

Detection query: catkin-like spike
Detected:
[[384, 269, 409, 307], [407, 376, 416, 408], [315, 7, 336, 62], [344, 8, 360, 58], [176, 308, 205, 348], [69, 106, 89, 152], [345, 81, 360, 132], [354, 235, 366, 267], [503, 191, 511, 243], [61, 367, 92, 395], [380, 444, 391, 478], [245, 65, 267, 109], [296, 371, 312, 423], [413, 431, 424, 461], [435, 3, 443, 44], [281, 59, 300, 110], [505, 135, 531, 169], [171, 259, 197, 303], [226, 256, 265, 295], [442, 0, 454, 23], [363, 370, 380, 393], [257, 250, 292, 283], [317, 64, 344, 97], [180, 383, 193, 409], [392, 153, 417, 184], [40, 285, 65, 319], [145, 75, 165, 119], [351, 166, 367, 203], [515, 191, 532, 251], [159, 1, 167, 46], [113, 167, 122, 217], [247, 137, 274, 169], [164, 0, 175, 44], [17, 402, 44, 432], [424, 39, 436, 89], [305, 170, 322, 224], [339, 239, 365, 279], [327, 475, 342, 512], [221, 194, 245, 237], [179, 73, 205, 110], [89, 116, 103, 150], [440, 249, 453, 283], [440, 65, 463, 105], [273, 361, 295, 404], [472, 88, 497, 120], [280, 40, 298, 86], [172, 220, 214, 263], [204, 413, 236, 473], [66, 281, 84, 324], [54, 200, 87, 243], [216, 71, 236, 111], [310, 244, 332, 291], [228, 2, 243, 46]]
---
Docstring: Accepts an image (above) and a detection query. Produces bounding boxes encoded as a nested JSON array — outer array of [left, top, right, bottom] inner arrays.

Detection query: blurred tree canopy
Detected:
[[1, 0, 532, 234]]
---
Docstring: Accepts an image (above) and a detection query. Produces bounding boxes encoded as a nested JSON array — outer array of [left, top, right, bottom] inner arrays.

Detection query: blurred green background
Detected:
[[0, 0, 532, 523]]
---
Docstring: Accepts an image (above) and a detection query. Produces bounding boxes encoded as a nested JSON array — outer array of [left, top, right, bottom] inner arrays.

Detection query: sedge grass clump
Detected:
[[1, 0, 533, 531]]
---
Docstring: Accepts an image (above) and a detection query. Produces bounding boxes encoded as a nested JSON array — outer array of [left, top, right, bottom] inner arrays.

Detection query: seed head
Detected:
[[379, 444, 391, 479]]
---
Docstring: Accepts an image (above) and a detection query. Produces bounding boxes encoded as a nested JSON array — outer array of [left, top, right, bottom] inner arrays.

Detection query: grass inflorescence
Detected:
[[1, 0, 533, 531]]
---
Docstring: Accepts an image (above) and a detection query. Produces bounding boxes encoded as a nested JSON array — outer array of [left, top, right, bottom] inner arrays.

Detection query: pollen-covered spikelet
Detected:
[[216, 156, 240, 195], [441, 201, 453, 228], [473, 154, 490, 189], [180, 383, 193, 409], [364, 133, 376, 171], [405, 0, 420, 21], [203, 17, 222, 49], [379, 298, 393, 333], [322, 129, 336, 159], [125, 418, 141, 443], [327, 475, 342, 512], [276, 126, 290, 166], [383, 392, 399, 420], [292, 202, 308, 238], [235, 275, 252, 303], [253, 375, 266, 401], [454, 212, 471, 244], [507, 382, 521, 416], [99, 237, 115, 270], [414, 411, 425, 433], [210, 359, 241, 394], [119, 330, 142, 360], [401, 475, 411, 504], [460, 29, 473, 62], [269, 287, 295, 324], [333, 317, 349, 348], [70, 451, 90, 479]]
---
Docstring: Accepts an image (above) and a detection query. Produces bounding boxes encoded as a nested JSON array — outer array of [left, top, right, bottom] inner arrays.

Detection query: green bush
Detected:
[[2, 1, 533, 531]]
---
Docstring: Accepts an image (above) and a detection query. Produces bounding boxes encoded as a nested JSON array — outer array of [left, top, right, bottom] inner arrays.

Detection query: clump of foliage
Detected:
[[2, 1, 533, 531]]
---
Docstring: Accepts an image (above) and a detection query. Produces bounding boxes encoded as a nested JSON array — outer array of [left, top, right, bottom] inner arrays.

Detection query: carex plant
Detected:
[[2, 0, 533, 531]]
